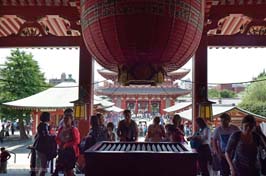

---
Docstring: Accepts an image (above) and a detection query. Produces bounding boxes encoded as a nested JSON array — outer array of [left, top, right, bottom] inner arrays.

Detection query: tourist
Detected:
[[11, 123, 15, 135], [145, 116, 165, 142], [0, 126, 5, 143], [80, 115, 108, 154], [0, 147, 11, 173], [117, 109, 138, 141], [55, 109, 80, 176], [164, 124, 177, 142], [255, 125, 266, 175], [33, 112, 51, 176], [172, 114, 185, 142], [225, 115, 262, 176], [212, 113, 239, 176], [96, 113, 108, 141], [107, 122, 116, 141], [188, 118, 212, 176]]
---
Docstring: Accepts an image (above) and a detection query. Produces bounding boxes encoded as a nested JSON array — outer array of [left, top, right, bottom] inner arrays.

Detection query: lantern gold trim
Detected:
[[198, 99, 215, 121]]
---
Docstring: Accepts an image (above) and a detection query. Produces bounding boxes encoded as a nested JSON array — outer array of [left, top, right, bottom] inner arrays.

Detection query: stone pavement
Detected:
[[0, 132, 84, 175], [0, 131, 32, 175]]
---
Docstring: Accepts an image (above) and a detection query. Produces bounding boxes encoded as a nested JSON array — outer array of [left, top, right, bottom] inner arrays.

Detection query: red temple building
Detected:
[[96, 69, 191, 116]]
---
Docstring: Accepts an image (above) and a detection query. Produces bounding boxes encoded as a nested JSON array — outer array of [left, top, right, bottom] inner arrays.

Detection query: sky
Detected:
[[0, 47, 266, 85]]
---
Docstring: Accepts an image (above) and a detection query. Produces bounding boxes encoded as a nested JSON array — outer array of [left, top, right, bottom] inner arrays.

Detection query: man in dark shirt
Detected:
[[117, 109, 138, 141], [0, 147, 11, 173]]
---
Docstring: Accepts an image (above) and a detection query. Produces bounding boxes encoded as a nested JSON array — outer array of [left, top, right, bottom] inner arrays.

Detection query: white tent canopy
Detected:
[[163, 102, 191, 113], [3, 82, 78, 109], [178, 105, 236, 121], [3, 82, 116, 110], [105, 106, 124, 112]]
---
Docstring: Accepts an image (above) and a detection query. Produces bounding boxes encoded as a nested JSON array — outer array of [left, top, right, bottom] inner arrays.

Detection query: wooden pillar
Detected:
[[121, 97, 126, 110], [135, 97, 138, 115], [148, 99, 151, 113], [79, 40, 94, 119], [78, 40, 94, 139], [192, 32, 208, 132], [160, 97, 165, 115]]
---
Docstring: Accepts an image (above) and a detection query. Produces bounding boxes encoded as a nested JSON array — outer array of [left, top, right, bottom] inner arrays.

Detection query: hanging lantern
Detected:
[[199, 99, 215, 121], [73, 102, 85, 119], [81, 0, 204, 85]]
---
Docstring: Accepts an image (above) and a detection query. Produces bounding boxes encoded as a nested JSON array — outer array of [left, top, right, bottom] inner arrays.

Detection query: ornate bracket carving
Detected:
[[240, 20, 266, 35], [17, 21, 47, 37]]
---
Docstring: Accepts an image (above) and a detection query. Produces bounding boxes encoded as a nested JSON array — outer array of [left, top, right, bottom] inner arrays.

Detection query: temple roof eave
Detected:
[[95, 87, 191, 96]]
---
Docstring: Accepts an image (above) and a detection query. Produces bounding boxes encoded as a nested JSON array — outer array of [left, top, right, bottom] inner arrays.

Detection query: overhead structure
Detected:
[[1, 0, 266, 132]]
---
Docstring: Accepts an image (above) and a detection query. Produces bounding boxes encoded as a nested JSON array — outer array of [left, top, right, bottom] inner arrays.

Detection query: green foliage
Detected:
[[239, 73, 266, 116], [0, 49, 48, 119], [208, 89, 236, 98], [257, 69, 266, 79], [208, 89, 220, 98], [220, 89, 237, 98], [239, 101, 266, 117], [241, 76, 266, 103]]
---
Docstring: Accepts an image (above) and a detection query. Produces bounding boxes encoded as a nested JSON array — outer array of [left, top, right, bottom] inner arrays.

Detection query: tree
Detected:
[[220, 89, 237, 98], [208, 89, 220, 98], [239, 72, 266, 117], [208, 89, 236, 98], [0, 49, 48, 139]]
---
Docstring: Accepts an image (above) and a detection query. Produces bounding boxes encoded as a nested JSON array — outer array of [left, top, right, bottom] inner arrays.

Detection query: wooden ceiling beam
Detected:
[[0, 36, 82, 47], [207, 35, 266, 47], [208, 5, 266, 20], [0, 6, 80, 21]]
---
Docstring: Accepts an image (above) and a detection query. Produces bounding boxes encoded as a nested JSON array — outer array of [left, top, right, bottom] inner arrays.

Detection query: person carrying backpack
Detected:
[[225, 115, 262, 176], [33, 112, 56, 176], [212, 113, 239, 176], [188, 118, 212, 176]]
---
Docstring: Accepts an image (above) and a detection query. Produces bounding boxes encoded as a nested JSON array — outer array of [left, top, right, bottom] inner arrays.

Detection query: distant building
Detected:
[[215, 83, 245, 93], [49, 73, 76, 85], [180, 78, 192, 90], [95, 69, 191, 115]]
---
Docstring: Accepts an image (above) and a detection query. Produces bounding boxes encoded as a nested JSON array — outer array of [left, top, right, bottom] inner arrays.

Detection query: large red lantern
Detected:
[[81, 0, 204, 85]]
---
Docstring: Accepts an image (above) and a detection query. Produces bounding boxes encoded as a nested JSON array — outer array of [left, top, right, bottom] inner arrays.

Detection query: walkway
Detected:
[[1, 131, 86, 175]]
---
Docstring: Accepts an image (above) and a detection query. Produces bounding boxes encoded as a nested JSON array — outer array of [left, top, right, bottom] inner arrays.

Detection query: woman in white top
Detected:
[[146, 116, 165, 142], [189, 117, 212, 176]]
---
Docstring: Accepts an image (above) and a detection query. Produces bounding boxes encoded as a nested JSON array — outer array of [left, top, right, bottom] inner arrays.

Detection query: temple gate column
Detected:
[[79, 40, 94, 119], [192, 31, 208, 132], [77, 40, 94, 138]]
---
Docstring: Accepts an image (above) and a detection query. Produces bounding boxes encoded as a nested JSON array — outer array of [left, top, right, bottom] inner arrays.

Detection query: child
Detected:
[[107, 122, 116, 141], [0, 147, 11, 173]]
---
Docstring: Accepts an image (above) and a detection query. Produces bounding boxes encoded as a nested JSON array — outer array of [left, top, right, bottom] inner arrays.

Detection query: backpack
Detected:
[[79, 129, 97, 154], [46, 135, 57, 160], [190, 131, 202, 149], [79, 136, 96, 154]]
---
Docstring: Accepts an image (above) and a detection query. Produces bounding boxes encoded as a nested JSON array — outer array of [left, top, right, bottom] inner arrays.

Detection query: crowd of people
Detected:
[[20, 108, 266, 176], [188, 113, 266, 176]]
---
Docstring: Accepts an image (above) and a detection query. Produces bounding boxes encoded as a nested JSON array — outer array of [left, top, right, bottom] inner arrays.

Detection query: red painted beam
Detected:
[[0, 6, 80, 21], [0, 36, 82, 47], [207, 35, 266, 47], [209, 4, 266, 20]]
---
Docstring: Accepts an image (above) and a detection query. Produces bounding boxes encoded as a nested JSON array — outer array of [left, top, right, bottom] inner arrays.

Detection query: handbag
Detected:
[[190, 131, 202, 149]]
